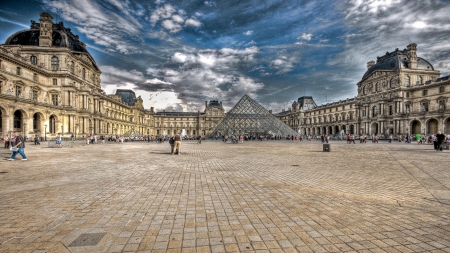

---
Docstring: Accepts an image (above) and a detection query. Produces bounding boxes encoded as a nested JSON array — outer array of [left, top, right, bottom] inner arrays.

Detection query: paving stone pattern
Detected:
[[0, 140, 449, 252]]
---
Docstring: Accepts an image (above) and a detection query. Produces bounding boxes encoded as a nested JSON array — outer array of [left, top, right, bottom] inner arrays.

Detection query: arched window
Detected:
[[418, 76, 423, 84], [30, 55, 37, 65], [51, 56, 59, 71], [82, 68, 86, 79], [405, 75, 410, 87], [376, 82, 380, 92], [390, 78, 395, 88], [372, 106, 378, 117], [69, 61, 74, 74]]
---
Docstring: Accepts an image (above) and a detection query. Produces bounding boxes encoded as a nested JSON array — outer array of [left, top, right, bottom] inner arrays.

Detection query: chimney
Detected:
[[39, 12, 53, 47], [282, 109, 285, 112], [407, 43, 417, 69], [269, 110, 272, 114], [367, 60, 375, 69], [150, 107, 154, 112], [205, 101, 207, 109]]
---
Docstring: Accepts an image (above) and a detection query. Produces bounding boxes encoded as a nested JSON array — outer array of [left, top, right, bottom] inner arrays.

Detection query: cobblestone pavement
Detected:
[[0, 140, 449, 253]]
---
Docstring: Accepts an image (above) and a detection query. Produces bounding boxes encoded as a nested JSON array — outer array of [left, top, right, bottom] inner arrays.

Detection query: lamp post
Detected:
[[44, 124, 47, 141]]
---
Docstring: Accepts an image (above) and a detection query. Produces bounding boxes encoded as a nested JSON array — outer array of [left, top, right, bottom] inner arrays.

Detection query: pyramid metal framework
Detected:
[[210, 94, 298, 137]]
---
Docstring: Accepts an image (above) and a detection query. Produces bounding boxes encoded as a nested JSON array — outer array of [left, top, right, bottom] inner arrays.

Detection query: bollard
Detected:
[[323, 143, 330, 152]]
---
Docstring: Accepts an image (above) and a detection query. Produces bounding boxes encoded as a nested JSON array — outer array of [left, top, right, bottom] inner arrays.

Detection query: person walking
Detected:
[[173, 132, 182, 155], [56, 133, 62, 148], [7, 132, 27, 161], [435, 131, 447, 151], [198, 135, 202, 144]]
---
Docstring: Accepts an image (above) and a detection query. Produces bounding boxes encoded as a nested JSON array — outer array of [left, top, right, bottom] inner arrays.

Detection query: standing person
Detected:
[[4, 135, 9, 149], [56, 133, 62, 148], [34, 134, 40, 145], [198, 135, 202, 144], [7, 132, 27, 161], [169, 135, 175, 154], [173, 132, 182, 155], [389, 134, 393, 143], [239, 135, 244, 144], [350, 134, 356, 144], [435, 131, 447, 151]]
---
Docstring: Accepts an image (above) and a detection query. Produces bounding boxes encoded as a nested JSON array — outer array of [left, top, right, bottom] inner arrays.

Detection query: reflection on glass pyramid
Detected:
[[210, 94, 298, 137]]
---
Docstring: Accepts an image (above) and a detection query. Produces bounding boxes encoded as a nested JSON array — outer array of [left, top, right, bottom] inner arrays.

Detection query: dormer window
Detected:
[[405, 75, 410, 87], [389, 77, 395, 88], [30, 55, 37, 65], [51, 56, 59, 71], [69, 61, 74, 74]]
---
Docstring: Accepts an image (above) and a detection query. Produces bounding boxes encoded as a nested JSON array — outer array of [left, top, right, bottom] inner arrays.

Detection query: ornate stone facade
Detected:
[[0, 13, 151, 138], [0, 13, 226, 139], [278, 44, 450, 136]]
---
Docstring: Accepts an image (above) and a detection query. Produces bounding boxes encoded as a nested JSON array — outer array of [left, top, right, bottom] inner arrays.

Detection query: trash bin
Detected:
[[323, 143, 330, 152], [442, 142, 449, 150]]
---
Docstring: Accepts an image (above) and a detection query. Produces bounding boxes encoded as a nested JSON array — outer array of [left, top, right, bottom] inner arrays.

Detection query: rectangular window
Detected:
[[422, 102, 428, 112], [16, 86, 22, 97], [342, 106, 345, 110], [33, 73, 38, 82], [439, 86, 445, 93], [439, 100, 445, 110], [389, 105, 393, 115], [33, 90, 38, 101], [423, 90, 427, 96], [406, 104, 410, 113], [53, 78, 57, 85], [52, 94, 58, 106], [16, 67, 21, 76]]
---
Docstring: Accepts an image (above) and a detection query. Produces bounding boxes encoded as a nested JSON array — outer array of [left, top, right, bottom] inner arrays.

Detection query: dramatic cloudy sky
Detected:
[[1, 0, 450, 112]]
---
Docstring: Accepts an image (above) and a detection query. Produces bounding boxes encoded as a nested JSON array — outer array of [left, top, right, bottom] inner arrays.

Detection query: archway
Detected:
[[328, 126, 332, 135], [13, 110, 24, 131], [445, 118, 450, 134], [427, 118, 438, 134], [411, 120, 421, 134], [371, 122, 378, 135], [33, 113, 43, 133], [342, 125, 346, 134], [0, 108, 3, 134], [49, 115, 57, 133], [334, 126, 339, 135]]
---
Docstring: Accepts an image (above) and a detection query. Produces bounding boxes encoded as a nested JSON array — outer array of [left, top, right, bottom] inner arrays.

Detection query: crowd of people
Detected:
[[1, 130, 449, 161]]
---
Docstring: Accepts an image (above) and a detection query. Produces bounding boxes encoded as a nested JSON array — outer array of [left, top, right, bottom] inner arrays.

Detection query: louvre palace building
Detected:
[[277, 43, 450, 137], [0, 13, 226, 139], [1, 13, 449, 139]]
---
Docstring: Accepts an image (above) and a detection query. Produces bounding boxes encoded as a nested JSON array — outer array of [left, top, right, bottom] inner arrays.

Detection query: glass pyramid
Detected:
[[210, 94, 298, 137]]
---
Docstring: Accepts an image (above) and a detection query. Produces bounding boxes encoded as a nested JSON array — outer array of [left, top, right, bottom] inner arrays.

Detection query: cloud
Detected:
[[298, 33, 313, 41], [269, 50, 299, 75], [244, 30, 253, 35], [144, 46, 263, 111], [185, 18, 202, 27], [43, 0, 143, 54], [332, 0, 450, 76], [150, 3, 202, 33]]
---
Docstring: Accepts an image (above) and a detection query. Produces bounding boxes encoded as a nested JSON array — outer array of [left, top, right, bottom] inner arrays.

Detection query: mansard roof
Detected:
[[5, 20, 88, 53], [362, 49, 434, 80]]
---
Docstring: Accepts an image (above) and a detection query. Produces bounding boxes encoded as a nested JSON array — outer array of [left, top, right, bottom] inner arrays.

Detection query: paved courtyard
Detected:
[[0, 140, 449, 253]]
